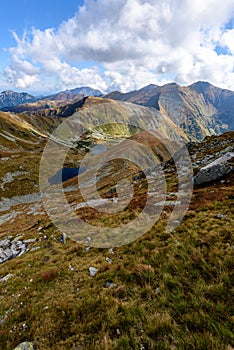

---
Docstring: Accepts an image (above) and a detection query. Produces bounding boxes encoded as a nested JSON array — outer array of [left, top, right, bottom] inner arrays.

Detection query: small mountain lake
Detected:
[[49, 166, 86, 184], [48, 145, 106, 184]]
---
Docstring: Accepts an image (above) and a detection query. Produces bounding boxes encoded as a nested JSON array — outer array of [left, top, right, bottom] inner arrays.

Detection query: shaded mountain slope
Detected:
[[1, 97, 188, 142], [189, 81, 234, 130], [3, 96, 87, 116], [60, 96, 188, 143], [0, 90, 37, 109]]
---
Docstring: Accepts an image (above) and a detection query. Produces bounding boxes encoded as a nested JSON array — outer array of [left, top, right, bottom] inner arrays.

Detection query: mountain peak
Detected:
[[189, 81, 214, 91], [64, 86, 103, 97], [0, 90, 37, 109], [191, 81, 212, 87]]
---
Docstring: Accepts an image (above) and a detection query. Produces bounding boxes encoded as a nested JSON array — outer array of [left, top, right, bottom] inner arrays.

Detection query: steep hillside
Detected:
[[1, 97, 188, 141], [105, 82, 234, 141], [189, 81, 234, 130], [106, 84, 160, 105], [72, 97, 188, 141]]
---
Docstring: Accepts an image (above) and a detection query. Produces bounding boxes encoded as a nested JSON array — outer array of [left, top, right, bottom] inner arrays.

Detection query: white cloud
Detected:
[[221, 29, 234, 54], [4, 55, 40, 89], [3, 0, 234, 92]]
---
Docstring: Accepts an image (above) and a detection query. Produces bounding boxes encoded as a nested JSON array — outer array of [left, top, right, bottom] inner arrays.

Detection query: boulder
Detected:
[[89, 267, 98, 277], [13, 342, 34, 350], [106, 282, 118, 288], [0, 273, 14, 282], [193, 152, 234, 186]]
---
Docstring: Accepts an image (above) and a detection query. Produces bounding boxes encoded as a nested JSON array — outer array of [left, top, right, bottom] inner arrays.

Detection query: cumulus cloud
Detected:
[[3, 0, 234, 92], [4, 54, 40, 89]]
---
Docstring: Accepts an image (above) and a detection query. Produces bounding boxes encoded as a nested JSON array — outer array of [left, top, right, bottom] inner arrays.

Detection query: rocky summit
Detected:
[[0, 83, 233, 350]]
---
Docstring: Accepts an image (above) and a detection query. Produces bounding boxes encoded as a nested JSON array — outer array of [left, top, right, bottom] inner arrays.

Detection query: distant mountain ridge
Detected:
[[105, 81, 234, 140], [44, 86, 103, 101], [1, 82, 233, 141], [0, 90, 37, 109], [0, 86, 103, 110]]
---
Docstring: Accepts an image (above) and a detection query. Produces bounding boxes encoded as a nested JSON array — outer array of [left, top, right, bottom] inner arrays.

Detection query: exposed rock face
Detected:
[[193, 152, 234, 186]]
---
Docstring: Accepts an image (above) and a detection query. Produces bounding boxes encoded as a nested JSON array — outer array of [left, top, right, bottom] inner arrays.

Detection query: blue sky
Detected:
[[0, 1, 83, 69], [0, 1, 82, 44], [0, 0, 234, 94]]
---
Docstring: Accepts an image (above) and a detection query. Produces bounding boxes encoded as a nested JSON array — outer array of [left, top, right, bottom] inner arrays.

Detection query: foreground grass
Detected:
[[0, 132, 233, 349], [0, 177, 233, 349]]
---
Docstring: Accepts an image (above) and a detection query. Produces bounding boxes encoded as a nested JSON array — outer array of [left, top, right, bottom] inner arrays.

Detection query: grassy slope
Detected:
[[0, 114, 233, 349], [0, 176, 233, 350]]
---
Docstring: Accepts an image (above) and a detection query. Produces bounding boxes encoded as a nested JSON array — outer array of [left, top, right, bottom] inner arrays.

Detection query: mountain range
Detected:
[[0, 90, 37, 109], [0, 80, 233, 349], [1, 81, 233, 141], [105, 81, 234, 140], [0, 86, 102, 110]]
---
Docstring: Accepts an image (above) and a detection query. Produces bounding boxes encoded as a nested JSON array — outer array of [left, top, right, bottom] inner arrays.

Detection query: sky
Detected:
[[0, 0, 234, 95]]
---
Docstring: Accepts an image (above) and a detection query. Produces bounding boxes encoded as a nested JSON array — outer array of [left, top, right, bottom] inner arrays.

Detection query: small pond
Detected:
[[49, 166, 86, 184]]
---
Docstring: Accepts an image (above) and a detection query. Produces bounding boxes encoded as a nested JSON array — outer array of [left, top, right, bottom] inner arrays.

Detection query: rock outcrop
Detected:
[[13, 342, 34, 350], [193, 152, 234, 186], [0, 238, 26, 263]]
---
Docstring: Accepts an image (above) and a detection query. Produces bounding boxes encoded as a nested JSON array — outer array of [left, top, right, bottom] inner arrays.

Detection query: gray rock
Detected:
[[30, 246, 40, 252], [154, 287, 161, 294], [220, 146, 233, 154], [0, 193, 40, 213], [84, 236, 92, 244], [193, 152, 234, 186], [69, 264, 74, 271], [106, 257, 112, 264], [0, 273, 14, 282], [13, 342, 34, 350], [106, 282, 118, 288], [215, 214, 227, 219], [0, 238, 26, 263], [58, 232, 67, 244], [23, 238, 37, 244], [0, 248, 13, 263], [0, 239, 11, 248], [89, 267, 98, 277]]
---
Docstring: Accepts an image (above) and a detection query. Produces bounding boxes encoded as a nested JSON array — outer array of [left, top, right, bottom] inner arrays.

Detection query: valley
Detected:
[[0, 83, 233, 350]]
